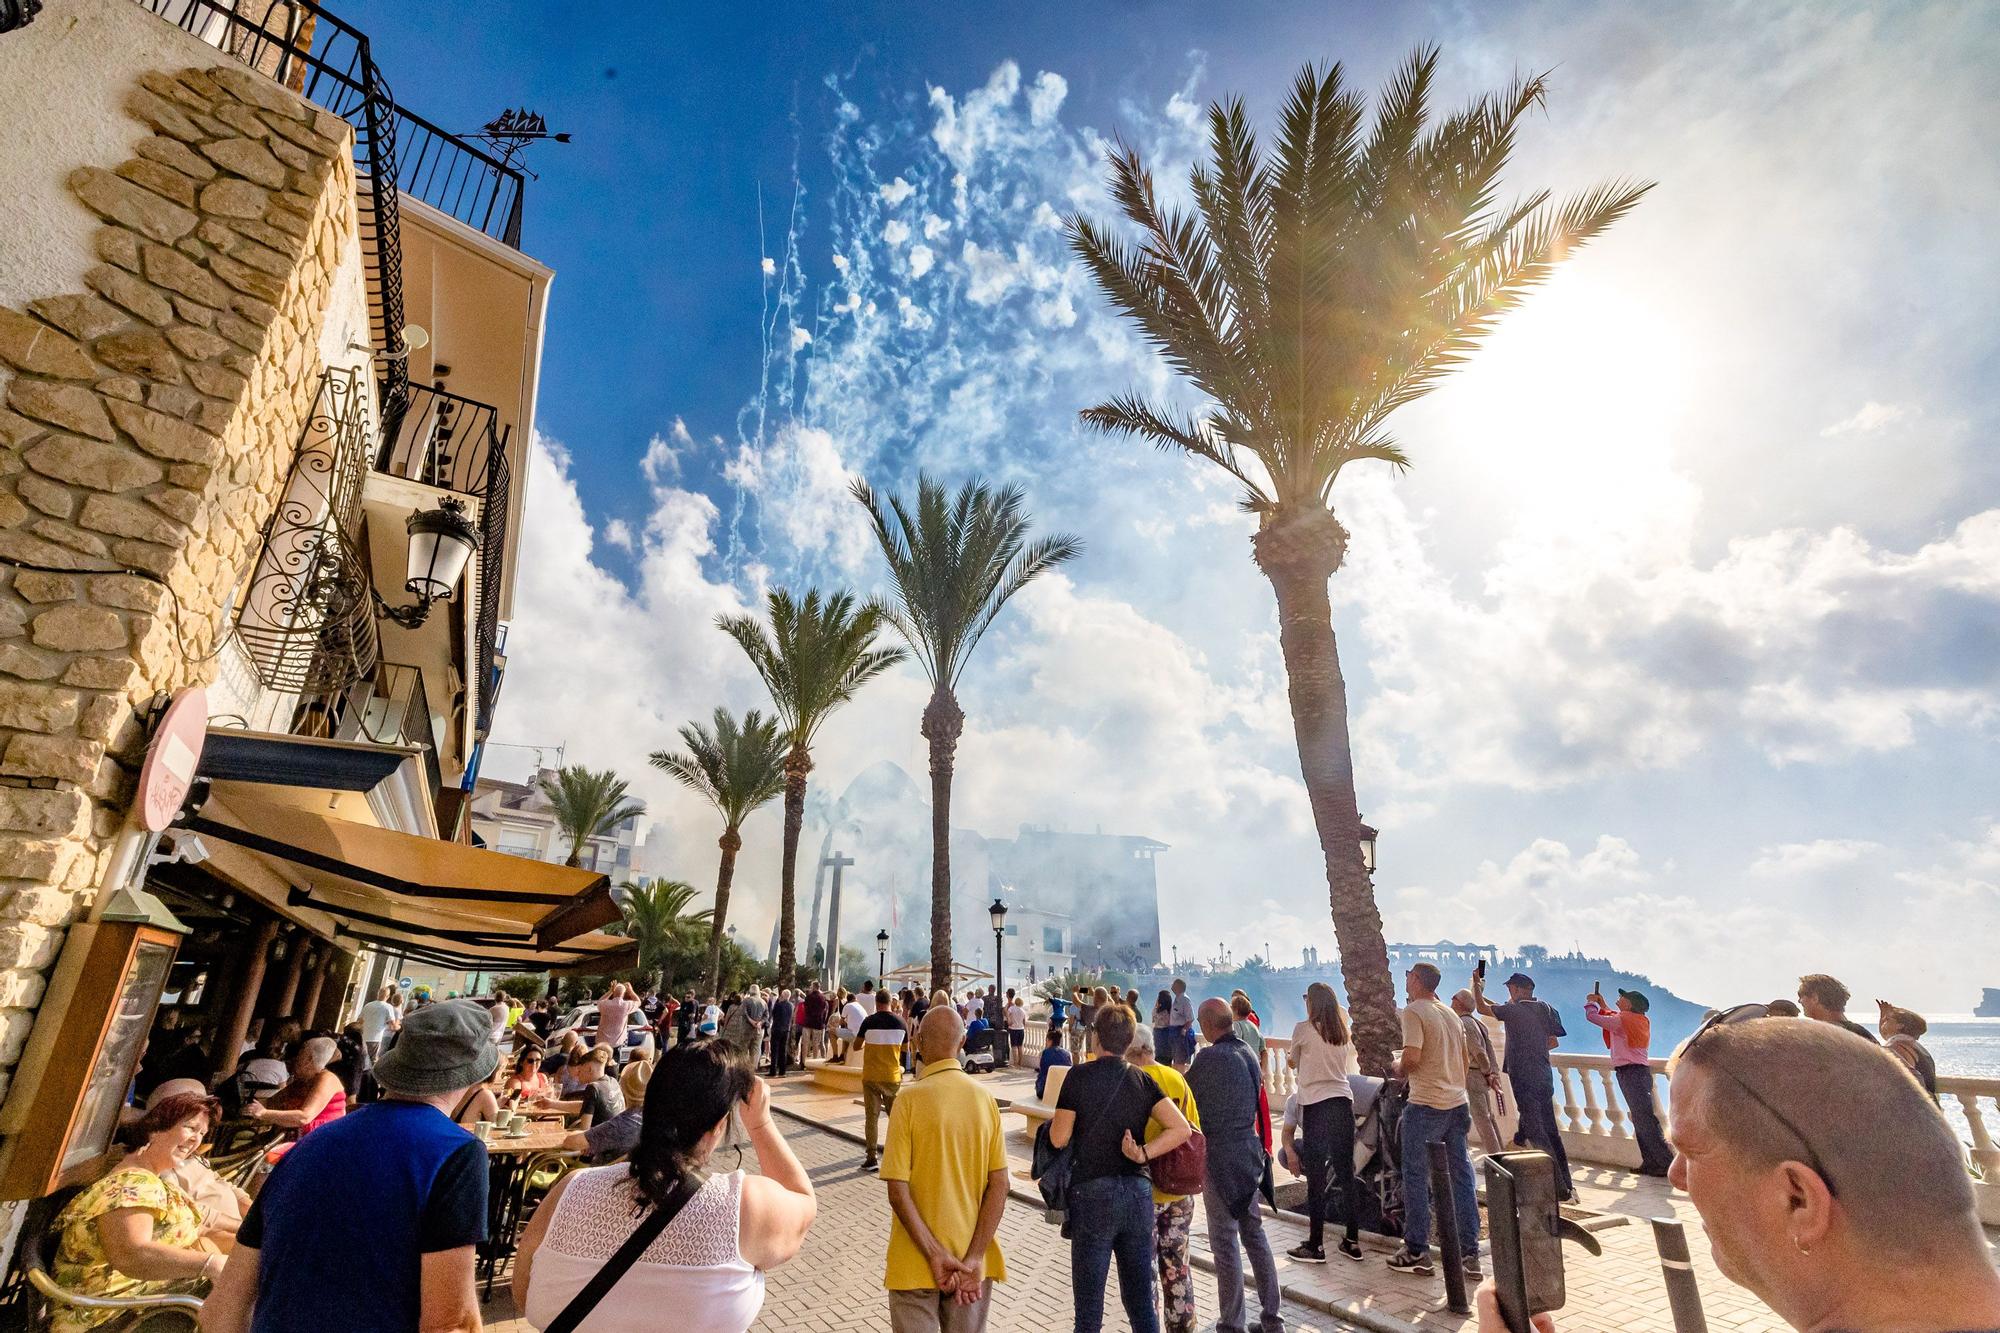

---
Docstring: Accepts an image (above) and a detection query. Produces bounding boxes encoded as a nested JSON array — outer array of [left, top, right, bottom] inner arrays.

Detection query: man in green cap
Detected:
[[1585, 985, 1672, 1176]]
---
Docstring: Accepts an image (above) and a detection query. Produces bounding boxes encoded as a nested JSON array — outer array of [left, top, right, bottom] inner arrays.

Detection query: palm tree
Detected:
[[538, 766, 647, 869], [851, 475, 1081, 995], [718, 589, 904, 987], [616, 879, 712, 992], [1066, 52, 1650, 1072], [651, 708, 787, 994]]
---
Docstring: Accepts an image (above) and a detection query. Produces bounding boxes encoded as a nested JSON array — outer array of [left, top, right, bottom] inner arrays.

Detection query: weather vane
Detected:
[[471, 108, 571, 179]]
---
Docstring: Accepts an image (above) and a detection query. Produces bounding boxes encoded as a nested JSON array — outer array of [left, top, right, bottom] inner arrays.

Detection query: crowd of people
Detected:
[[44, 958, 1990, 1333]]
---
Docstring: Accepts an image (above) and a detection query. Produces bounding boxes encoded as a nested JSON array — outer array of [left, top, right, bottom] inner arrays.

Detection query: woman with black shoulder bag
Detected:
[[514, 1038, 816, 1331]]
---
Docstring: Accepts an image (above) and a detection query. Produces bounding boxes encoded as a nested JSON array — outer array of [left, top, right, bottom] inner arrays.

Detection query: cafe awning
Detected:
[[183, 787, 634, 974]]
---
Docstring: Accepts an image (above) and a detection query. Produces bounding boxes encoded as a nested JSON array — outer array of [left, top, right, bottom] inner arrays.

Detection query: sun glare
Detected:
[[1444, 268, 1693, 533]]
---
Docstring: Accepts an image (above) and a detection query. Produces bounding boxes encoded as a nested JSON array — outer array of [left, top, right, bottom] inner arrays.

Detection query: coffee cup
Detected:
[[474, 1120, 494, 1142]]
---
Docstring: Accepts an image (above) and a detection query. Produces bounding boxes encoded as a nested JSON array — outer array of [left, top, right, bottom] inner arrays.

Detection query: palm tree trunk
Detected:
[[1255, 508, 1398, 1075], [777, 745, 812, 986], [705, 827, 743, 996], [921, 684, 964, 997]]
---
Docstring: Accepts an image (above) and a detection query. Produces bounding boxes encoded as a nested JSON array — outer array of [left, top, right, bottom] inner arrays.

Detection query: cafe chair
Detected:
[[20, 1187, 203, 1331]]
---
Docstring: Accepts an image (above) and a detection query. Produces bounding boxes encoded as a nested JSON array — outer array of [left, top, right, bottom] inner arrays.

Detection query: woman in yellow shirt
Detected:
[[51, 1092, 224, 1331], [1130, 1023, 1202, 1333]]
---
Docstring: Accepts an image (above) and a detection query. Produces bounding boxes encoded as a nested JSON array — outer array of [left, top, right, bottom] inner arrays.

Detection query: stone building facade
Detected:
[[0, 59, 353, 1104]]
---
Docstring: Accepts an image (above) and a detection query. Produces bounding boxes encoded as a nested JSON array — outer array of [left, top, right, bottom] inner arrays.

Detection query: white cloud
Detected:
[[760, 256, 775, 276], [602, 518, 634, 552], [1027, 71, 1068, 126], [879, 176, 914, 207], [1821, 401, 1916, 436], [895, 294, 932, 330], [1748, 839, 1883, 877], [790, 326, 813, 350], [882, 219, 910, 247], [830, 253, 849, 273], [906, 244, 934, 279], [961, 241, 1017, 304], [640, 427, 683, 483], [1341, 470, 2000, 791], [921, 213, 951, 240]]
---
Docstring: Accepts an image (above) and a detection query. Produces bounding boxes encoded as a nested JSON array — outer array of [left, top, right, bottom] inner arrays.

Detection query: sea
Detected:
[[1921, 1016, 2000, 1081]]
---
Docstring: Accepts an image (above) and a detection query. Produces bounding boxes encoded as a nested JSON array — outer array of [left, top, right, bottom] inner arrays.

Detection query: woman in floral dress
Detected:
[[51, 1091, 224, 1330]]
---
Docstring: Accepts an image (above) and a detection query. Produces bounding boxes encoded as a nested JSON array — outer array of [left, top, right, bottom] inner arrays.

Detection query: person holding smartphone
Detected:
[[514, 1038, 817, 1331]]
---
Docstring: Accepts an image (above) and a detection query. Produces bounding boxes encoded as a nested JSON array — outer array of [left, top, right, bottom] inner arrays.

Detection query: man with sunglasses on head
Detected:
[[1476, 1012, 2000, 1333]]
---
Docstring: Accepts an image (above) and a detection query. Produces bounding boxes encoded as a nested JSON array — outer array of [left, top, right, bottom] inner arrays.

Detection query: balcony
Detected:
[[295, 660, 443, 810], [372, 381, 511, 735], [134, 0, 528, 413]]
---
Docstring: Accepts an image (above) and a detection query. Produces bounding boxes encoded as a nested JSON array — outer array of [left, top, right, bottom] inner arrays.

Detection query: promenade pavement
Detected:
[[755, 1060, 1795, 1333], [480, 1104, 1365, 1332], [480, 1048, 2000, 1332]]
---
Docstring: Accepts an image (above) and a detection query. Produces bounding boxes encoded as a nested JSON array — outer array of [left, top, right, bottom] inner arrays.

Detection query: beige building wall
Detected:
[[0, 32, 364, 1120]]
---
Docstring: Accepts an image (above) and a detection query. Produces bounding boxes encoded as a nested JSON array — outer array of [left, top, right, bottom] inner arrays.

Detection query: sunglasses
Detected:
[[1676, 1002, 1837, 1197]]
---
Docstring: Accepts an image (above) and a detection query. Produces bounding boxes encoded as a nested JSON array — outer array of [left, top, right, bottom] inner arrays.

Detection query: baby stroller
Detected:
[[1313, 1074, 1407, 1239], [960, 1027, 1001, 1074]]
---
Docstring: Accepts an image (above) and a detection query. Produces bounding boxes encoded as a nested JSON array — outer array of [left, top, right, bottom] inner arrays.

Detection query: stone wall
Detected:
[[0, 60, 354, 1101]]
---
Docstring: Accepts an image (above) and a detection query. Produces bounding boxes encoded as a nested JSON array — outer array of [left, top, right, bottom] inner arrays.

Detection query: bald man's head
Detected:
[[1198, 997, 1233, 1040], [1674, 1017, 1982, 1267], [917, 1006, 965, 1063]]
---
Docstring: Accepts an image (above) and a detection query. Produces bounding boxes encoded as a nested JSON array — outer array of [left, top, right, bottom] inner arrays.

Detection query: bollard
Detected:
[[1650, 1218, 1709, 1333], [1429, 1139, 1472, 1315]]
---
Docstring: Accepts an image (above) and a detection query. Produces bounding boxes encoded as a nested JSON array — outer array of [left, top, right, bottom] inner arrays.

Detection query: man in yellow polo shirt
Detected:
[[880, 1007, 1009, 1331]]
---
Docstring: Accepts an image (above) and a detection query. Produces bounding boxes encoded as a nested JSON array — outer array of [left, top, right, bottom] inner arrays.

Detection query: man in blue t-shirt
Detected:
[[200, 999, 498, 1333], [1473, 970, 1573, 1198]]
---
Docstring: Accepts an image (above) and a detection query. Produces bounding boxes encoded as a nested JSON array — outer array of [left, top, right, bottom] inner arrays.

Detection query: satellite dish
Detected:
[[399, 324, 430, 352]]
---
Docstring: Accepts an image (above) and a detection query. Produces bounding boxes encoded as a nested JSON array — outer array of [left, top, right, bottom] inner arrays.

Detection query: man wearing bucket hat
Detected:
[[200, 998, 498, 1333], [1584, 985, 1673, 1175]]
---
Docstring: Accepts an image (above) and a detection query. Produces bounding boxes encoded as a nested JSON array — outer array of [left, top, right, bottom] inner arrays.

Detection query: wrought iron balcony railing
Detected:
[[234, 367, 379, 697], [375, 383, 502, 498], [372, 381, 510, 737], [136, 0, 529, 412]]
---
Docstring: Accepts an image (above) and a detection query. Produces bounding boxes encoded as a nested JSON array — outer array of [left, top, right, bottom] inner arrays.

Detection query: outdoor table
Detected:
[[478, 1121, 575, 1296]]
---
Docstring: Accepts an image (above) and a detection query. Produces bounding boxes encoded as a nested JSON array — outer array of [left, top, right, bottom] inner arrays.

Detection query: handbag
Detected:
[[1149, 1126, 1207, 1196], [1031, 1064, 1126, 1231], [543, 1172, 698, 1333]]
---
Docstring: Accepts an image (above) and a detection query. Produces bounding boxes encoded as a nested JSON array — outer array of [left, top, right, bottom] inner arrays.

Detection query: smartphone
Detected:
[[1476, 959, 1487, 980]]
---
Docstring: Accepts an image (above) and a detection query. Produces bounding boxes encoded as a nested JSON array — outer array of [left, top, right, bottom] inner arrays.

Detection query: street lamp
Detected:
[[376, 495, 481, 628], [988, 898, 1008, 996], [876, 929, 889, 988], [1357, 818, 1379, 875]]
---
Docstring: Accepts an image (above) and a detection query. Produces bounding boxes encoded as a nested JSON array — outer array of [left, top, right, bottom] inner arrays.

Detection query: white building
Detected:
[[469, 768, 656, 884]]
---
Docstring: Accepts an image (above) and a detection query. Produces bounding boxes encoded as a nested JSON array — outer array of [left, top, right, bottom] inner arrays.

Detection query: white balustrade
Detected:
[[1943, 1077, 2000, 1179]]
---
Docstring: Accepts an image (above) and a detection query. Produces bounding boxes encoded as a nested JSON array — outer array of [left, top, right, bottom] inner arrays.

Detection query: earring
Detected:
[[1792, 1234, 1811, 1256]]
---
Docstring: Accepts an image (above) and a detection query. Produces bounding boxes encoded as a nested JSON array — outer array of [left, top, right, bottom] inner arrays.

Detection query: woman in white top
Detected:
[[514, 1037, 815, 1332], [1286, 981, 1363, 1263]]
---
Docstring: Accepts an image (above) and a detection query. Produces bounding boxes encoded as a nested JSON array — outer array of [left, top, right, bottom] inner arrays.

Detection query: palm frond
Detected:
[[852, 473, 1080, 689], [1069, 53, 1651, 519], [648, 707, 785, 830]]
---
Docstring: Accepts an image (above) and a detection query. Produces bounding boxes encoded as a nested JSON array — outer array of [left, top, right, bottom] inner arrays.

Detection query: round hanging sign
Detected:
[[137, 687, 209, 833]]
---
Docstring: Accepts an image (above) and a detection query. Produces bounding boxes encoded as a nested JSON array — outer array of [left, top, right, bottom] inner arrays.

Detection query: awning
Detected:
[[184, 787, 634, 974]]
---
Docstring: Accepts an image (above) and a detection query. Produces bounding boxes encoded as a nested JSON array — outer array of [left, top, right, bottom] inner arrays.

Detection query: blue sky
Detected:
[[345, 1, 2000, 1009]]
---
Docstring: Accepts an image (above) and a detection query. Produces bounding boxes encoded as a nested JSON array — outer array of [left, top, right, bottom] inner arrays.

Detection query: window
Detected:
[[1042, 926, 1065, 953], [497, 829, 539, 858], [1004, 923, 1018, 936]]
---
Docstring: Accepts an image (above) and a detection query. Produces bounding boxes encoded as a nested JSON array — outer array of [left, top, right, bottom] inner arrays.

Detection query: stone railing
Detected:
[[1023, 1023, 2000, 1225]]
